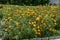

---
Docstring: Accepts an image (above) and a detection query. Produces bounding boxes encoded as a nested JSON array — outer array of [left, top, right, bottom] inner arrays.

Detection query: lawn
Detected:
[[0, 4, 60, 40]]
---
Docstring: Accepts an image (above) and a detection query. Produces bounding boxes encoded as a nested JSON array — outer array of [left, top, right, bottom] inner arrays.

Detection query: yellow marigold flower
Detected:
[[8, 26, 12, 28], [51, 18, 54, 20], [15, 22, 20, 28], [26, 11, 31, 15], [49, 28, 56, 32], [38, 29, 41, 32], [41, 10, 47, 12], [32, 28, 37, 32], [16, 9, 22, 13], [48, 25, 51, 27], [37, 26, 40, 29], [36, 15, 41, 20], [44, 10, 47, 12], [41, 10, 45, 12], [21, 14, 24, 16], [2, 18, 7, 21], [10, 19, 13, 20], [38, 15, 42, 18], [2, 18, 5, 20], [43, 23, 46, 25], [32, 22, 36, 25], [15, 22, 19, 26], [54, 22, 57, 25], [33, 24, 36, 27], [36, 17, 40, 21], [5, 19, 8, 21], [41, 20, 45, 24], [7, 14, 11, 16], [52, 29, 56, 32], [50, 14, 55, 18], [49, 28, 52, 31], [3, 28, 8, 32], [31, 10, 35, 14], [8, 17, 11, 19], [46, 25, 51, 29], [32, 28, 35, 30], [45, 14, 48, 17], [16, 9, 19, 12], [15, 5, 19, 7], [51, 8, 55, 11], [28, 21, 32, 24], [19, 10, 22, 13], [27, 8, 30, 11]]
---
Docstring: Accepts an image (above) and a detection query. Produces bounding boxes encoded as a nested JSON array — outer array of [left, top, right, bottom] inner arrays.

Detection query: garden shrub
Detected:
[[0, 0, 49, 5], [0, 5, 59, 40]]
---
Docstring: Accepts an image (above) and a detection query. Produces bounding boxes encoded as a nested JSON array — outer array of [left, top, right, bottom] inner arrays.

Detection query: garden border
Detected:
[[0, 36, 60, 40]]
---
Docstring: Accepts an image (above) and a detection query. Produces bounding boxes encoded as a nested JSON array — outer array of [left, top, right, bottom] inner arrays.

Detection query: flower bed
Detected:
[[0, 4, 60, 40]]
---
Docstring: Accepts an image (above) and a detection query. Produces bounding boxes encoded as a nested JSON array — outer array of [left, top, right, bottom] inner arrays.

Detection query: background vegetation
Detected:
[[0, 0, 49, 5]]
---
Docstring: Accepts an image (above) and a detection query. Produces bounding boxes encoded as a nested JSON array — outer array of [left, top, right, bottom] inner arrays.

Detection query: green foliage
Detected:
[[54, 10, 60, 30], [0, 0, 49, 5], [0, 5, 60, 40]]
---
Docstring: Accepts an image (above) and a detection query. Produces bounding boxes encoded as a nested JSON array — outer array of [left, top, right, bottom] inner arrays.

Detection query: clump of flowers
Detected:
[[0, 5, 59, 40]]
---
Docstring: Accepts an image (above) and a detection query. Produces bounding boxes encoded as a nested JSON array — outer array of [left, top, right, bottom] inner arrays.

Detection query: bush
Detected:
[[0, 0, 49, 5], [0, 5, 59, 40]]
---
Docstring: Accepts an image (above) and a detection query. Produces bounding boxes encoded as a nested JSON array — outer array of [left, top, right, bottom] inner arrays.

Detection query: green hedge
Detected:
[[0, 0, 49, 5]]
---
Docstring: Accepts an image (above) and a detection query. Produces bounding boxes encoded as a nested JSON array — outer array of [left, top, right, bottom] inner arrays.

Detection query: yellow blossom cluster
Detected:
[[1, 5, 59, 36]]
